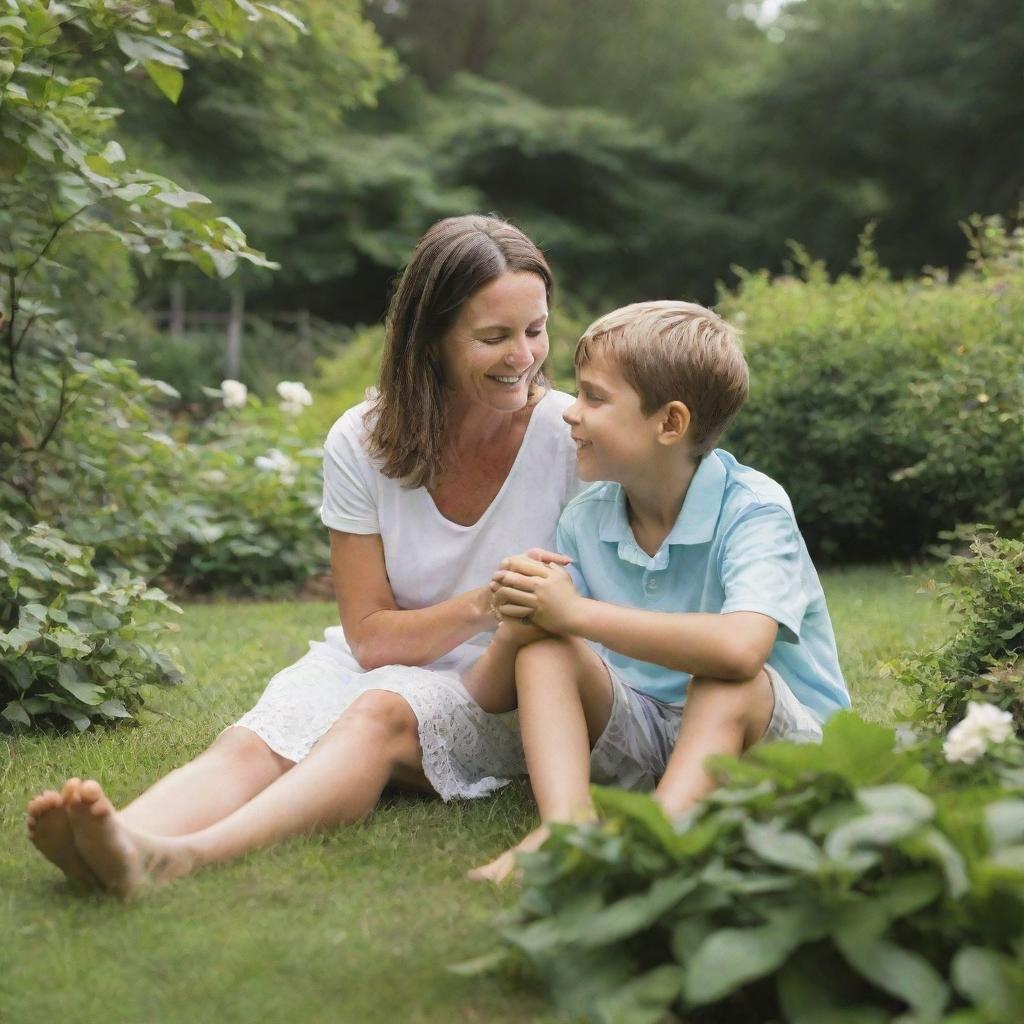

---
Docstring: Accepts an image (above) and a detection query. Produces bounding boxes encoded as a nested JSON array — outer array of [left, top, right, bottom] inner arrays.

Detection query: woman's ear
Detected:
[[657, 401, 691, 446]]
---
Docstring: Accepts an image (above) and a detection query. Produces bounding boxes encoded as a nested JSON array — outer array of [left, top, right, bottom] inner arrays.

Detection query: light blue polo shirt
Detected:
[[556, 449, 849, 721]]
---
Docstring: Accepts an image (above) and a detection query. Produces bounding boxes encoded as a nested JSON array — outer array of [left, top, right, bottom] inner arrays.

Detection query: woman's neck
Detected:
[[446, 394, 534, 453]]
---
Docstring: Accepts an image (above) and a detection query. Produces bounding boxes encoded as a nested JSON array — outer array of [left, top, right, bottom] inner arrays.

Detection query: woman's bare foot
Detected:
[[25, 787, 97, 887], [64, 778, 197, 899], [467, 824, 551, 885]]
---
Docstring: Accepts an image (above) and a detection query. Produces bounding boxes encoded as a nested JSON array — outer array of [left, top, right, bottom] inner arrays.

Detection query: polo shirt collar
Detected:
[[598, 453, 727, 567]]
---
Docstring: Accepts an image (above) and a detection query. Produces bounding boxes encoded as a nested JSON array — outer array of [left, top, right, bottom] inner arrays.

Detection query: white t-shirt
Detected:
[[320, 389, 580, 669]]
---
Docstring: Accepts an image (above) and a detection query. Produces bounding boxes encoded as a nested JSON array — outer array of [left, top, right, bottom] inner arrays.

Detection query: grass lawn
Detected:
[[0, 565, 947, 1024]]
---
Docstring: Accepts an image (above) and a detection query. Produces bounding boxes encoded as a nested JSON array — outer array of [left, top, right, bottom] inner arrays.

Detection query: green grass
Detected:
[[0, 566, 948, 1024]]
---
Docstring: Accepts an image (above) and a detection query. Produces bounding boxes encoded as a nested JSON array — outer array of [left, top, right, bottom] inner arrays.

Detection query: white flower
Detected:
[[221, 379, 248, 409], [276, 380, 313, 415], [254, 448, 298, 486], [943, 701, 1015, 764], [199, 469, 228, 486]]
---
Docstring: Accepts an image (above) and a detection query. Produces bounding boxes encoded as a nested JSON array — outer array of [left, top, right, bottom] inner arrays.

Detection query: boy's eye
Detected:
[[526, 327, 545, 338]]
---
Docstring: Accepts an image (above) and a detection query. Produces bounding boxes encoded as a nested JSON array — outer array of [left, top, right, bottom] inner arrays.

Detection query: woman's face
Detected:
[[438, 271, 549, 414]]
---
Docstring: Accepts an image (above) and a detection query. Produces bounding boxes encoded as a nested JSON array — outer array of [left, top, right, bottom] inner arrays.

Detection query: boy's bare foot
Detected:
[[25, 787, 98, 887], [467, 824, 551, 885], [64, 778, 195, 899]]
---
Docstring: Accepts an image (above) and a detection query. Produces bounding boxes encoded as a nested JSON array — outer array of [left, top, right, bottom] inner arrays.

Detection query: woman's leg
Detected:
[[64, 690, 426, 898], [119, 726, 293, 834], [26, 726, 291, 886], [469, 637, 614, 882]]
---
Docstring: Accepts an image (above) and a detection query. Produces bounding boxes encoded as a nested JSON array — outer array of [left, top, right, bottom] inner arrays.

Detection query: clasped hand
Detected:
[[490, 551, 581, 635]]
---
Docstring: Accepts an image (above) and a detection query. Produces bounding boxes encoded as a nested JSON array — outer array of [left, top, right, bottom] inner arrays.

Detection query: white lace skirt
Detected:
[[233, 627, 526, 801]]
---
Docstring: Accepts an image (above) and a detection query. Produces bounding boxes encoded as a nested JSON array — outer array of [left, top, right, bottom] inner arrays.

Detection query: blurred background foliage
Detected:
[[106, 0, 1024, 316]]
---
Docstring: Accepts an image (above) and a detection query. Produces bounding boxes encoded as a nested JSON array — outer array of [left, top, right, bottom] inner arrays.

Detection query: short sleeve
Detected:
[[719, 505, 808, 642], [319, 410, 380, 534], [555, 507, 591, 599]]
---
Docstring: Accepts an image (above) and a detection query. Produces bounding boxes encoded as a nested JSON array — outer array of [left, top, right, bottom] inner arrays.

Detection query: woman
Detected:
[[25, 215, 579, 898]]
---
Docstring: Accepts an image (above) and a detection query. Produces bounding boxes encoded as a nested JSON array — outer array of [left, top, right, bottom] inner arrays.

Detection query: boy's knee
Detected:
[[515, 635, 574, 671], [687, 670, 771, 722]]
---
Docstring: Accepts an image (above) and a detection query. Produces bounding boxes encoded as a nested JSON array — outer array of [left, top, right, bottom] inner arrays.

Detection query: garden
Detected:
[[2, 2, 1023, 1023]]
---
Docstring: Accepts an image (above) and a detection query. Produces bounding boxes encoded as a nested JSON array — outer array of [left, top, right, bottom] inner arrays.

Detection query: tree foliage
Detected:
[[0, 1, 391, 730]]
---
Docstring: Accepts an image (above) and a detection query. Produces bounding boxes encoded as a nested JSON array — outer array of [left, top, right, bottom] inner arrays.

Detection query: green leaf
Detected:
[[951, 947, 1016, 1018], [594, 964, 683, 1024], [818, 713, 899, 782], [0, 624, 41, 651], [20, 602, 48, 623], [744, 820, 823, 873], [144, 62, 184, 103], [97, 699, 131, 719], [57, 663, 104, 705], [875, 871, 943, 921], [984, 800, 1024, 850], [592, 785, 680, 854], [855, 784, 934, 821], [154, 189, 211, 209], [91, 607, 122, 631], [577, 873, 699, 948], [2, 700, 31, 726], [255, 4, 308, 32], [3, 660, 33, 693], [114, 31, 188, 69], [114, 183, 153, 201], [50, 629, 93, 655], [834, 933, 948, 1017], [101, 140, 126, 163], [56, 705, 91, 732], [684, 906, 820, 1005], [901, 827, 969, 898], [824, 811, 923, 865]]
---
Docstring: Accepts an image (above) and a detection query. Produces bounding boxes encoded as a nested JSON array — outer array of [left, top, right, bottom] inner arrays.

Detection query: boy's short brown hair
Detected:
[[575, 300, 748, 456]]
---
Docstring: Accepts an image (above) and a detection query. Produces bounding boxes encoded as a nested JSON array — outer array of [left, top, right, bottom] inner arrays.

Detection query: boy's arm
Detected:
[[568, 601, 776, 681], [493, 557, 777, 681]]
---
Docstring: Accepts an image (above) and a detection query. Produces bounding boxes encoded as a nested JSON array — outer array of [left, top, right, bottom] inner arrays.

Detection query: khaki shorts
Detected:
[[589, 663, 823, 792]]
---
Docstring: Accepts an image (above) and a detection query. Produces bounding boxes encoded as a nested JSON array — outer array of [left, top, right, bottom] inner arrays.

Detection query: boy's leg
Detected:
[[468, 637, 614, 882], [517, 637, 615, 822], [654, 670, 774, 818]]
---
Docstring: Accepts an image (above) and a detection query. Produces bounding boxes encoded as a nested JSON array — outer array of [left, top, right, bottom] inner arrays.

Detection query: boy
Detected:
[[465, 301, 849, 883]]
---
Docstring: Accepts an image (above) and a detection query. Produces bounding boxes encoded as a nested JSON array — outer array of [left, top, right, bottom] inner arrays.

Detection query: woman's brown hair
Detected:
[[366, 214, 553, 488]]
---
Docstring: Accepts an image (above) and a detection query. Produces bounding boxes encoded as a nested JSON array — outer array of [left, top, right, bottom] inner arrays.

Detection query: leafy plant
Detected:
[[165, 397, 328, 594], [1, 348, 192, 576], [0, 515, 182, 732], [469, 714, 1024, 1024], [720, 218, 1024, 561], [895, 533, 1024, 735]]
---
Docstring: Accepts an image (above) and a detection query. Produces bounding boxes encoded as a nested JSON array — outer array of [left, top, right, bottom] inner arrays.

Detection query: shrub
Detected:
[[472, 713, 1024, 1024], [895, 532, 1024, 736], [719, 220, 1024, 560], [113, 316, 353, 411], [164, 400, 328, 594], [1, 345, 190, 577], [0, 516, 182, 733]]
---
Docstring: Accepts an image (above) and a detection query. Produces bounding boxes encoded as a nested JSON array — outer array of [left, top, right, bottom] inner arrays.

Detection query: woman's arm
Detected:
[[330, 530, 495, 670]]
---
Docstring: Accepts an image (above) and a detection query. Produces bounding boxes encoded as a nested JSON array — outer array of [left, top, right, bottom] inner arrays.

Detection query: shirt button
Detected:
[[645, 578, 659, 593]]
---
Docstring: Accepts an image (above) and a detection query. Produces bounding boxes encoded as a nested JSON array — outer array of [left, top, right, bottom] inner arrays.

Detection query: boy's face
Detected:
[[564, 349, 664, 484]]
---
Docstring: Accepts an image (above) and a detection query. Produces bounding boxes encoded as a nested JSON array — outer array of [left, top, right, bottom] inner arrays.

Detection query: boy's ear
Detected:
[[656, 401, 691, 446]]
